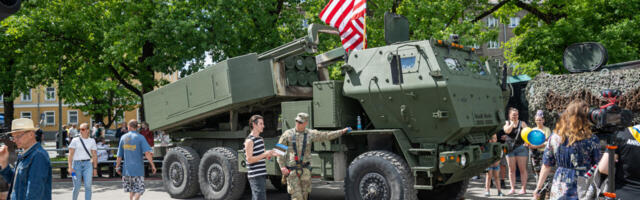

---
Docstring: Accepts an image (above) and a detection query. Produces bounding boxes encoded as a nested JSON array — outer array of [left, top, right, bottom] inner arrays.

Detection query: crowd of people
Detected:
[[0, 118, 166, 200], [482, 99, 640, 200]]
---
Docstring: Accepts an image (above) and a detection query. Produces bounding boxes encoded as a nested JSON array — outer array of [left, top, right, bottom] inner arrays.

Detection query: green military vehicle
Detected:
[[144, 14, 509, 200]]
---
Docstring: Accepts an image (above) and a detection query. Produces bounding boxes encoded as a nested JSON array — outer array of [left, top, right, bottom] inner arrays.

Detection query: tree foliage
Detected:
[[497, 0, 640, 76]]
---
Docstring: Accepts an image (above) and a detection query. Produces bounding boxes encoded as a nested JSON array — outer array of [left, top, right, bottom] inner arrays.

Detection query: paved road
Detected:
[[47, 142, 537, 199], [52, 175, 537, 200]]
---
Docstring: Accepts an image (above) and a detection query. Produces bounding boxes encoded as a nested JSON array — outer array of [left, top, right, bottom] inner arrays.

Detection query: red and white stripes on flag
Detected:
[[319, 0, 366, 51]]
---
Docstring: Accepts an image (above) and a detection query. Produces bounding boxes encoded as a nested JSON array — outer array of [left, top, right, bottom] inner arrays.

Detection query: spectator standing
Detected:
[[139, 122, 154, 147], [502, 107, 529, 195], [115, 122, 127, 143], [533, 100, 601, 199], [0, 118, 52, 200], [67, 123, 98, 200], [529, 110, 552, 172], [69, 124, 79, 138], [485, 133, 503, 197], [244, 115, 279, 200], [92, 123, 100, 138], [116, 120, 156, 200]]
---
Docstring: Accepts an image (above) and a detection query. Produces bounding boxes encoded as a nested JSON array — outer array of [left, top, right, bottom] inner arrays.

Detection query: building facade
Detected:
[[476, 10, 529, 70]]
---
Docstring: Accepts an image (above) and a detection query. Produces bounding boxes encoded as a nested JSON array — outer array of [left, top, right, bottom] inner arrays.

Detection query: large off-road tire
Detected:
[[269, 175, 287, 192], [198, 147, 246, 200], [345, 151, 417, 200], [417, 179, 469, 200], [162, 146, 201, 199]]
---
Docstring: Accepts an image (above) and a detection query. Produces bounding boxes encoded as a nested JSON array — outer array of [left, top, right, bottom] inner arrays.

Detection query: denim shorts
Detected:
[[486, 165, 500, 171], [506, 145, 529, 157]]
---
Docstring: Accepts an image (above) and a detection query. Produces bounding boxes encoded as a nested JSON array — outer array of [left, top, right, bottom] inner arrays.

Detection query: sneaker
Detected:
[[506, 189, 516, 195], [484, 191, 490, 197], [518, 189, 526, 195], [497, 191, 503, 197]]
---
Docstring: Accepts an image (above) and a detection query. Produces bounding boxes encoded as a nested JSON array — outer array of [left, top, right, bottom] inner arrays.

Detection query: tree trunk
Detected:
[[3, 93, 14, 130]]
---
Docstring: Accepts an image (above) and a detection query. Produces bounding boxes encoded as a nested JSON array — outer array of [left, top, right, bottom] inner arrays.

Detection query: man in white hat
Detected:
[[0, 118, 52, 200]]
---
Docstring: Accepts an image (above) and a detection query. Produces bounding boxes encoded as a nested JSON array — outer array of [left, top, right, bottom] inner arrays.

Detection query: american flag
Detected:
[[319, 0, 366, 51]]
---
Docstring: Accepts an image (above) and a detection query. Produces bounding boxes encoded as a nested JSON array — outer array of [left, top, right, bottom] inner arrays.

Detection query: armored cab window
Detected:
[[390, 54, 404, 84], [444, 57, 464, 71], [466, 60, 487, 75]]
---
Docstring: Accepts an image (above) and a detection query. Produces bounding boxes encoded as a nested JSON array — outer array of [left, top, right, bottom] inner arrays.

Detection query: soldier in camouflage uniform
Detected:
[[277, 113, 350, 200]]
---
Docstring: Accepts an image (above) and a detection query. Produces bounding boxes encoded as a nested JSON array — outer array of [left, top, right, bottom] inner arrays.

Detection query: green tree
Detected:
[[492, 0, 640, 76]]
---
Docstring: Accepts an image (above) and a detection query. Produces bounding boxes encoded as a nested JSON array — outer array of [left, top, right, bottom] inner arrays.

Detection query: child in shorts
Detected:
[[485, 133, 503, 197]]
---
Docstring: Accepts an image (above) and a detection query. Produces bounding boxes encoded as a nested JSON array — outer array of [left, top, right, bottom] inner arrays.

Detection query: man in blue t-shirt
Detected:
[[116, 120, 156, 200]]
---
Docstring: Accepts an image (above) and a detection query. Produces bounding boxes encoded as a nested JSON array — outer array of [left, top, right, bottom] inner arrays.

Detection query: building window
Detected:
[[509, 17, 520, 28], [21, 89, 32, 102], [488, 40, 500, 49], [45, 111, 55, 125], [20, 112, 31, 119], [68, 110, 78, 125], [487, 16, 498, 28], [45, 87, 56, 101]]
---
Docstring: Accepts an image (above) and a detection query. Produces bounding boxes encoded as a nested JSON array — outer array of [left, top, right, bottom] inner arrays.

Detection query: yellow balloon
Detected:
[[521, 127, 532, 145]]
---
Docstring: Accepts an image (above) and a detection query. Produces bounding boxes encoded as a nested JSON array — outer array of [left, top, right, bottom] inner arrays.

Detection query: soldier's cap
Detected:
[[9, 118, 38, 134], [295, 113, 309, 123]]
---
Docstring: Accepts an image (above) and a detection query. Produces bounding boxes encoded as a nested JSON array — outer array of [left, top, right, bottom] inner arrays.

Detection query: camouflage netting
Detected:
[[525, 69, 640, 128]]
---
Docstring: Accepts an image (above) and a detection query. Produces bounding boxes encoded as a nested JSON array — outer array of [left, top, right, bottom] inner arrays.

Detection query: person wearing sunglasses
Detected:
[[0, 118, 52, 200], [68, 123, 98, 200]]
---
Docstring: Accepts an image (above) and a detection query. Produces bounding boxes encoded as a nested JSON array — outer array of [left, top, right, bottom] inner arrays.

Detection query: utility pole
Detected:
[[57, 64, 64, 157]]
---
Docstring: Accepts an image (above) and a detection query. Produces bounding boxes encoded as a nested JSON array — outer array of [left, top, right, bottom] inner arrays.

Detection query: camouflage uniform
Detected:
[[277, 127, 344, 200]]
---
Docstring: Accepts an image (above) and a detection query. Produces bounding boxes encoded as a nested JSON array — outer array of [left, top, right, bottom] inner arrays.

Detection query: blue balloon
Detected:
[[528, 130, 546, 146]]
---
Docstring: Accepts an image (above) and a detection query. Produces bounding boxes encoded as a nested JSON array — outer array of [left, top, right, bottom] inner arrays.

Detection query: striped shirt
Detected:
[[246, 135, 267, 178]]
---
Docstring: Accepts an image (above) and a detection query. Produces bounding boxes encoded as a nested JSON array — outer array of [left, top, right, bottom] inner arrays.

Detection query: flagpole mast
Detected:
[[363, 12, 367, 49]]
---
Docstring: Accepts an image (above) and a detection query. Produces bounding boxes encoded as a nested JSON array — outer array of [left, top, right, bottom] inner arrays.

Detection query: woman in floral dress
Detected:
[[533, 100, 601, 200]]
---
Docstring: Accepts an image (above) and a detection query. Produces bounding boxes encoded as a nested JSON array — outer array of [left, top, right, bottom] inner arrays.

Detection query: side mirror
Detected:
[[563, 42, 608, 73]]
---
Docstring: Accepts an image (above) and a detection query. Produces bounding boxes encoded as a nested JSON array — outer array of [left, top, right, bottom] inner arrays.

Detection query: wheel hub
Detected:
[[359, 172, 390, 200], [169, 162, 184, 187], [207, 164, 225, 192]]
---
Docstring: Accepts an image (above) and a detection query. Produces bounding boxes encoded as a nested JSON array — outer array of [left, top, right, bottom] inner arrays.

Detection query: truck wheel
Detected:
[[417, 179, 469, 200], [198, 147, 246, 200], [162, 146, 201, 199], [345, 151, 417, 200], [269, 175, 287, 192]]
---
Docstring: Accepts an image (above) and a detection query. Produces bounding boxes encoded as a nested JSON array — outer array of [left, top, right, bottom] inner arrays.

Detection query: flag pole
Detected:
[[363, 13, 367, 49]]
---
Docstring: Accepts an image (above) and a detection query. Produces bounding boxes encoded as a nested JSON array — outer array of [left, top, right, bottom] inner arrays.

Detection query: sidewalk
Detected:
[[464, 176, 536, 200]]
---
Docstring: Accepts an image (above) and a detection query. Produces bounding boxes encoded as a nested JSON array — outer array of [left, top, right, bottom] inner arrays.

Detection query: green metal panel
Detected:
[[144, 90, 166, 127], [187, 68, 215, 108], [164, 81, 189, 116], [212, 63, 231, 101], [228, 54, 276, 103], [312, 80, 362, 128], [281, 101, 313, 130]]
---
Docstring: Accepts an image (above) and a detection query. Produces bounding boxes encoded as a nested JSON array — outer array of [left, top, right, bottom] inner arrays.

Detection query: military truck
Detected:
[[144, 14, 509, 200]]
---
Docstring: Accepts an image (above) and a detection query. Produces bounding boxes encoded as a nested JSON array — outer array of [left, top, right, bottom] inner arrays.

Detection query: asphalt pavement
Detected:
[[52, 175, 537, 200]]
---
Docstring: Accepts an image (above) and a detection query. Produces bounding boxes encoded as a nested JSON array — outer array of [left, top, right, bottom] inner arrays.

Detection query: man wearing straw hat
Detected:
[[0, 118, 52, 200]]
